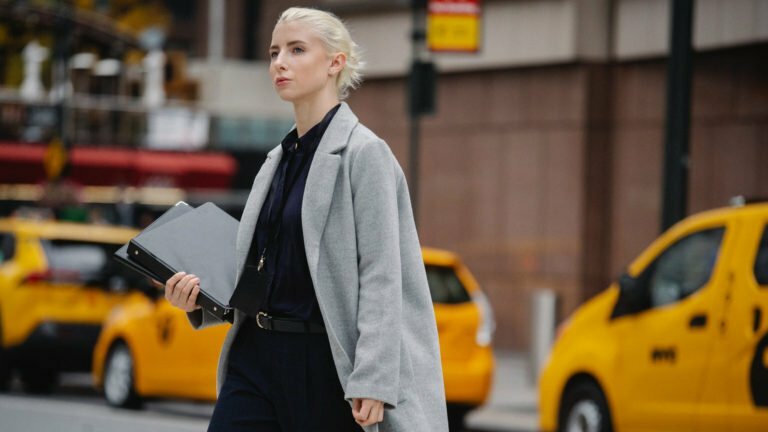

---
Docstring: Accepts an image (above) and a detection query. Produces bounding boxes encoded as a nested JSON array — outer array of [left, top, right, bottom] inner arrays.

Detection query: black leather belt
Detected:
[[253, 311, 326, 334]]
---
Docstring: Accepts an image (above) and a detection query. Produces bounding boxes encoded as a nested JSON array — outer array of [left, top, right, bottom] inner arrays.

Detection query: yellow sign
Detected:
[[428, 0, 481, 53], [44, 138, 67, 180]]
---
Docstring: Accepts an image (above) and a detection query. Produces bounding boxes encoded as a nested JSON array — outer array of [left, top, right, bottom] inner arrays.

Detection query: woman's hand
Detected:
[[163, 271, 201, 312], [352, 398, 384, 426]]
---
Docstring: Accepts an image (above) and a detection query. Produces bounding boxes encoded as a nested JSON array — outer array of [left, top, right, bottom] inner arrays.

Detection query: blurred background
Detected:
[[0, 0, 766, 431]]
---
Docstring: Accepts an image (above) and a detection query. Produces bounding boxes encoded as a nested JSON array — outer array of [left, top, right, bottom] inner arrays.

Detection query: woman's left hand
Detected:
[[352, 398, 384, 426]]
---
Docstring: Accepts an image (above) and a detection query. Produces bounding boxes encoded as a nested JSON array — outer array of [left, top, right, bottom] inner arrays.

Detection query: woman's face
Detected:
[[269, 21, 337, 103]]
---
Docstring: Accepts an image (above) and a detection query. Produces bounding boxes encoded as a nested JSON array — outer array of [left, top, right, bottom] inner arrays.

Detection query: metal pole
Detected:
[[661, 0, 694, 232], [52, 0, 73, 180], [409, 0, 428, 227], [208, 0, 226, 62], [409, 113, 421, 225]]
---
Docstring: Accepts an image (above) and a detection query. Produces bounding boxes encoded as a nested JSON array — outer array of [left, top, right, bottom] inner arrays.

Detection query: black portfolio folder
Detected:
[[124, 202, 238, 322], [113, 201, 192, 282]]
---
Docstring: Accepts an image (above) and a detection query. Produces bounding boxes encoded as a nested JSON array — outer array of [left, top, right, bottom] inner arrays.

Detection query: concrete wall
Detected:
[[348, 65, 592, 350]]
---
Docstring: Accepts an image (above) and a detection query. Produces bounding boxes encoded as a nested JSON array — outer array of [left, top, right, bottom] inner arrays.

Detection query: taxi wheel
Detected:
[[558, 380, 612, 432], [104, 342, 143, 409], [0, 319, 9, 392], [447, 403, 472, 432]]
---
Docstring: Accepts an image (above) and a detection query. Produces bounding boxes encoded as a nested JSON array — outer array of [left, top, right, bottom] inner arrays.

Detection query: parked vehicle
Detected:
[[539, 203, 768, 432], [0, 217, 146, 393], [93, 247, 495, 429]]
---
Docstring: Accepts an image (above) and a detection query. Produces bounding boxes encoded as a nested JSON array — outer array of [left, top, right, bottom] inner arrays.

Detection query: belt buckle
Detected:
[[256, 311, 270, 330]]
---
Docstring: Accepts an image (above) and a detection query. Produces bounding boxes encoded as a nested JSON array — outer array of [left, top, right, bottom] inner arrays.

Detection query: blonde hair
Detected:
[[277, 7, 365, 100]]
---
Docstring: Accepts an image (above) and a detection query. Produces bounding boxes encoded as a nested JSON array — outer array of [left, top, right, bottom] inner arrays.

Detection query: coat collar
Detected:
[[266, 101, 357, 160], [301, 102, 357, 286], [235, 102, 359, 284]]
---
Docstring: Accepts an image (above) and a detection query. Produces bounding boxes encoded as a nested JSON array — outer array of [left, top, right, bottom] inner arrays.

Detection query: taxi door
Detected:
[[614, 216, 736, 431], [702, 213, 768, 430], [143, 299, 226, 399]]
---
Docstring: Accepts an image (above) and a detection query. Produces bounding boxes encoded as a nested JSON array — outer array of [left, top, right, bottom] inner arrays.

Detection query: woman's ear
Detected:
[[329, 52, 347, 77]]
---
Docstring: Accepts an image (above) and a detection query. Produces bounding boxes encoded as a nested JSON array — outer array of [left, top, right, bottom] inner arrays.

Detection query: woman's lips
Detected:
[[276, 78, 290, 86]]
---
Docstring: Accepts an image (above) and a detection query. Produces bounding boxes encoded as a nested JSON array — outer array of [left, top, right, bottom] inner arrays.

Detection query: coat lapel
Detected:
[[302, 102, 358, 285], [235, 145, 282, 278]]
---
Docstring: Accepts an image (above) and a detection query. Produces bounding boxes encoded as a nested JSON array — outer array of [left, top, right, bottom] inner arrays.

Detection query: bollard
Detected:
[[529, 289, 557, 385]]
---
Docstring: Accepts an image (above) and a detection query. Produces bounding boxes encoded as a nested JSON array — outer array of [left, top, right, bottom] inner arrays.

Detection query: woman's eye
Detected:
[[292, 47, 304, 54], [270, 51, 278, 59]]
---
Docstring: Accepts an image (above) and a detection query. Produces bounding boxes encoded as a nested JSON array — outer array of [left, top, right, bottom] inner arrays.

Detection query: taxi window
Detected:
[[754, 225, 768, 286], [40, 239, 147, 291], [0, 232, 15, 264], [644, 228, 724, 308], [425, 265, 471, 304]]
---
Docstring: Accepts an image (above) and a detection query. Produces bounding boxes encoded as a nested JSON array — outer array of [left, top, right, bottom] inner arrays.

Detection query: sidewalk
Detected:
[[465, 351, 539, 432]]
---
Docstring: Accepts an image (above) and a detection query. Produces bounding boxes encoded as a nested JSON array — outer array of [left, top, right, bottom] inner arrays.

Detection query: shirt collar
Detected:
[[280, 103, 341, 154]]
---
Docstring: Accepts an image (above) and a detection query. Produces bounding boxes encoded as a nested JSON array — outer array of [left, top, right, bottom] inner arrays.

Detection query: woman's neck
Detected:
[[292, 92, 340, 137]]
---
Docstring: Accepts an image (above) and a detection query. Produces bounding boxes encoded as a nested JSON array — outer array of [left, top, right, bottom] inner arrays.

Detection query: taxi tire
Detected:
[[447, 403, 472, 432], [558, 380, 613, 432], [104, 342, 143, 409]]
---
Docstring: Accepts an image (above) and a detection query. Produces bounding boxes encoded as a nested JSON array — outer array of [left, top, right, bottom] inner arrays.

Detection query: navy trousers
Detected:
[[208, 318, 364, 432]]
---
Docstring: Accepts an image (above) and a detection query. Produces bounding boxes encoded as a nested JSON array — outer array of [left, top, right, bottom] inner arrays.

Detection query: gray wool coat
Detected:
[[188, 102, 448, 432]]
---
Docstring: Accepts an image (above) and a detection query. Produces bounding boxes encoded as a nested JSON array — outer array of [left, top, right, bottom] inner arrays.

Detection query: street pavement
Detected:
[[466, 350, 539, 432], [0, 350, 539, 432]]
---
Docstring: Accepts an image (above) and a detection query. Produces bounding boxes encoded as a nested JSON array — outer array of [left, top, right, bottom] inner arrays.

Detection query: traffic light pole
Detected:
[[661, 0, 694, 232], [409, 0, 428, 227]]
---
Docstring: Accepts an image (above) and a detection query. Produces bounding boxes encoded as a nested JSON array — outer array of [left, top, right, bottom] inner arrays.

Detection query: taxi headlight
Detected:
[[472, 290, 496, 347]]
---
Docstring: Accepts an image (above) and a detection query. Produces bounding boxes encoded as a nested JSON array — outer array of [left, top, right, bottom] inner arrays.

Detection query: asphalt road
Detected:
[[0, 373, 512, 432]]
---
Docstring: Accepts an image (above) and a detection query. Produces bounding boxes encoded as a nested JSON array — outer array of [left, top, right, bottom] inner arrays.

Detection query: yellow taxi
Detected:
[[0, 217, 145, 393], [539, 202, 768, 432], [92, 247, 495, 427]]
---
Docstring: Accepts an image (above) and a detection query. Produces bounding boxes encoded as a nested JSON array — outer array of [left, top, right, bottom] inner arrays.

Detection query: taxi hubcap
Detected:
[[104, 346, 132, 405], [566, 399, 602, 432]]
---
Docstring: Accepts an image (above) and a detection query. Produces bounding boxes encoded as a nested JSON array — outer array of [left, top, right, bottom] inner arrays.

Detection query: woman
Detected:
[[164, 7, 447, 432]]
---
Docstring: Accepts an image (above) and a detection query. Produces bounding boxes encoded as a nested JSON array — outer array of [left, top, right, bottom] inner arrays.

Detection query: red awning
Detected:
[[0, 142, 236, 189]]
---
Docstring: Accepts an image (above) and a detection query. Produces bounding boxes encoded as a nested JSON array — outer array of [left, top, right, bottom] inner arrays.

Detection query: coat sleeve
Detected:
[[345, 138, 403, 409], [186, 308, 223, 329]]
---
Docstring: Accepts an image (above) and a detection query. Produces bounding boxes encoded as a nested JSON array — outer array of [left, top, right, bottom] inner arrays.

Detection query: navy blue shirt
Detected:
[[253, 104, 340, 323]]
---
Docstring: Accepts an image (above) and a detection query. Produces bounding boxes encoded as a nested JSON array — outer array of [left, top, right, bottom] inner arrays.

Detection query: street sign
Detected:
[[44, 137, 67, 180], [427, 0, 482, 53]]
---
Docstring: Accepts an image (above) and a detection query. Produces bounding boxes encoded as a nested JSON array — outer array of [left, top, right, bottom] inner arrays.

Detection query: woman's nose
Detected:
[[272, 53, 287, 70]]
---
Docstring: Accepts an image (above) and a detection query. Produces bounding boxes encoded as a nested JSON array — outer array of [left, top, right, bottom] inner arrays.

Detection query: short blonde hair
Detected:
[[277, 7, 364, 100]]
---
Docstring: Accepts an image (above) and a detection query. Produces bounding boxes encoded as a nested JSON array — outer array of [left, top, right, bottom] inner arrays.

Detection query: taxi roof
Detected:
[[678, 202, 768, 226], [421, 246, 461, 266], [0, 217, 138, 244]]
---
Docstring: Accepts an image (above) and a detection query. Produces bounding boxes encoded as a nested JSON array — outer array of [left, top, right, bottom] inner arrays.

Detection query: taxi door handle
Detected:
[[754, 307, 763, 333], [689, 314, 708, 329]]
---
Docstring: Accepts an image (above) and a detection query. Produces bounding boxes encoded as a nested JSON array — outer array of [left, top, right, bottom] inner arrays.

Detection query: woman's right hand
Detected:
[[165, 272, 201, 312]]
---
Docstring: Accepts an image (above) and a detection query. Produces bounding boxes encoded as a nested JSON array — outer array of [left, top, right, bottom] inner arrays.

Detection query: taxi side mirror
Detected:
[[611, 272, 648, 319]]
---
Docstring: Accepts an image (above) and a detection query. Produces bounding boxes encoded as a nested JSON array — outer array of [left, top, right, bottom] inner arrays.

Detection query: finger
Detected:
[[187, 285, 200, 311], [172, 274, 195, 304], [182, 277, 198, 297], [179, 276, 198, 306], [374, 402, 383, 424], [167, 271, 186, 288], [352, 398, 361, 417], [356, 399, 373, 422], [165, 272, 186, 300], [182, 281, 200, 311], [365, 403, 380, 426]]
